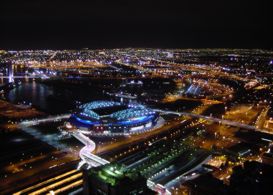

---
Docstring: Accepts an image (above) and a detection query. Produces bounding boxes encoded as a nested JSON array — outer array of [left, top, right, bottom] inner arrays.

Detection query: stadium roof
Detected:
[[78, 101, 155, 121]]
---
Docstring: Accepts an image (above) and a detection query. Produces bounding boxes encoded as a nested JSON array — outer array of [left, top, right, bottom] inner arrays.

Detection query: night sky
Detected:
[[0, 0, 272, 49]]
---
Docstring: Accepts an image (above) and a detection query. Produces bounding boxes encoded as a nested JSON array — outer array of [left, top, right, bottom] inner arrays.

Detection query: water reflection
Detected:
[[7, 80, 53, 111]]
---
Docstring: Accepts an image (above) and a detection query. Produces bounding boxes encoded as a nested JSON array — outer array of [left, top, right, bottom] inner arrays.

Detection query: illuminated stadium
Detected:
[[66, 101, 160, 135]]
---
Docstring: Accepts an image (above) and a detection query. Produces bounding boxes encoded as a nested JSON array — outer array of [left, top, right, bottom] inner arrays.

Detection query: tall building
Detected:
[[6, 62, 14, 83], [83, 163, 155, 195]]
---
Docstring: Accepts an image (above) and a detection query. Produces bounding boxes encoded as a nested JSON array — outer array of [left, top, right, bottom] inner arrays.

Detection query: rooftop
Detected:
[[89, 163, 140, 186]]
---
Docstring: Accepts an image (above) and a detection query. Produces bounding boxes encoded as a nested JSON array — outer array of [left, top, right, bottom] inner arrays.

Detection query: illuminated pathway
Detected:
[[72, 131, 109, 169]]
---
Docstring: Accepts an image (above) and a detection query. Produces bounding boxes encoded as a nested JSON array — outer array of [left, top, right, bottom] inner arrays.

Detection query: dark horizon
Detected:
[[0, 0, 272, 50]]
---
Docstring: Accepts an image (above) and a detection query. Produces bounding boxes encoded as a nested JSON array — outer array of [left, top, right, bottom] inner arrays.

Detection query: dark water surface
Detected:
[[1, 78, 108, 114]]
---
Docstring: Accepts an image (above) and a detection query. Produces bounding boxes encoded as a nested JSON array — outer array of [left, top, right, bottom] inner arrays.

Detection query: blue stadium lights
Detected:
[[117, 115, 155, 125], [68, 101, 159, 134], [79, 101, 121, 111], [73, 115, 100, 125]]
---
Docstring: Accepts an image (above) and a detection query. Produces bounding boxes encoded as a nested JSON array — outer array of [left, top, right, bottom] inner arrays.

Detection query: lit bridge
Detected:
[[72, 131, 109, 169]]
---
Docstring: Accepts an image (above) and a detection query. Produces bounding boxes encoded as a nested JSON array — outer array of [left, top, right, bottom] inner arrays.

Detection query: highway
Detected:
[[155, 109, 267, 132]]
